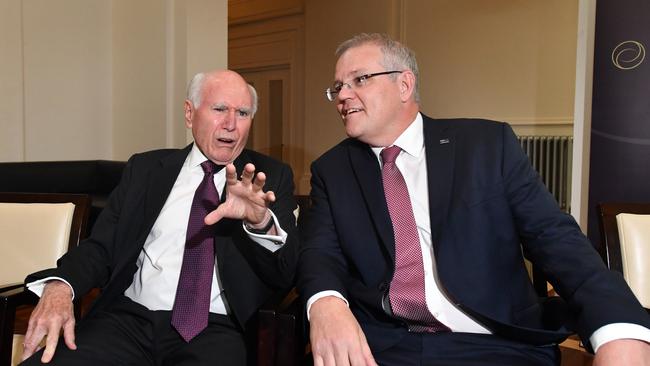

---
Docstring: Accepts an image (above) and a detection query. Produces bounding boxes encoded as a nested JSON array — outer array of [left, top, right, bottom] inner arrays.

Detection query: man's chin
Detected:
[[344, 125, 362, 139], [207, 152, 235, 165]]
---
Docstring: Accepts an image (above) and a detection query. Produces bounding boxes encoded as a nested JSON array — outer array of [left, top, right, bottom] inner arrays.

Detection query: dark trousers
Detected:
[[373, 331, 560, 366], [21, 296, 247, 366]]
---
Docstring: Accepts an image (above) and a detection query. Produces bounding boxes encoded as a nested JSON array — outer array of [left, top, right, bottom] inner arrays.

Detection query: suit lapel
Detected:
[[423, 116, 455, 250], [348, 140, 395, 260], [141, 145, 192, 238]]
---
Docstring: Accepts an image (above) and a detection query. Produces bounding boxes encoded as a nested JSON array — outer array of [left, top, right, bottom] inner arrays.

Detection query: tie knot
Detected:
[[200, 160, 222, 175], [381, 145, 401, 165]]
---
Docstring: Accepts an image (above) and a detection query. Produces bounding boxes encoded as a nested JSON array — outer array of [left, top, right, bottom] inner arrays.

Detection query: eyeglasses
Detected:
[[324, 70, 404, 102]]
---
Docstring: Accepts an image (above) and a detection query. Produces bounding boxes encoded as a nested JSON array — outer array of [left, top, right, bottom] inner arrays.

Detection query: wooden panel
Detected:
[[229, 0, 303, 25]]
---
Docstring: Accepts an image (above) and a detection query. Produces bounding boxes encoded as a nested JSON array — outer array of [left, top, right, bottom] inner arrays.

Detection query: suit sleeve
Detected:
[[297, 162, 351, 302], [499, 123, 650, 349], [25, 154, 138, 297], [230, 161, 299, 290]]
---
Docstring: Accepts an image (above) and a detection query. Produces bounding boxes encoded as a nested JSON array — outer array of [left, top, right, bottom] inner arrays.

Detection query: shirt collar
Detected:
[[186, 143, 211, 170], [371, 112, 424, 160]]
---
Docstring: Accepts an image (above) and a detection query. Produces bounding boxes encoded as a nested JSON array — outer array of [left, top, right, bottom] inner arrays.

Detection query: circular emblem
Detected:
[[611, 40, 646, 70]]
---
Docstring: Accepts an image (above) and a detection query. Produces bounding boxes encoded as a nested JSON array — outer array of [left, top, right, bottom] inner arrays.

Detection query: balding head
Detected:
[[187, 70, 258, 117]]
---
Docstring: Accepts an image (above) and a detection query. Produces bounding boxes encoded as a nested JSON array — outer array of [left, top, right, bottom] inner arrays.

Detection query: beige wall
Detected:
[[0, 0, 227, 162], [1, 1, 28, 161], [112, 0, 167, 159], [304, 0, 578, 171], [1, 0, 112, 161], [404, 0, 577, 136]]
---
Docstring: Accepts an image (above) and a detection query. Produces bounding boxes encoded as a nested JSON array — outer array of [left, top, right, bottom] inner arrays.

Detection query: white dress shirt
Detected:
[[308, 113, 650, 351], [29, 144, 288, 316]]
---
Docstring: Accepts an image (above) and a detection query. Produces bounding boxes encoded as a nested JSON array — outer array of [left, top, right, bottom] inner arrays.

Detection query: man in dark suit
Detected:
[[21, 70, 298, 365], [298, 33, 650, 366]]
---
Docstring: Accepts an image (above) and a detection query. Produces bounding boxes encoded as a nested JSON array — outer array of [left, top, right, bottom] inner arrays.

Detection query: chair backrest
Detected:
[[597, 202, 650, 309], [0, 193, 91, 285], [615, 213, 650, 308]]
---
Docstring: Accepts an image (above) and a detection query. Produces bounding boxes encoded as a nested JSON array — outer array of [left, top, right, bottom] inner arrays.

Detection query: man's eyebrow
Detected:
[[334, 69, 367, 82]]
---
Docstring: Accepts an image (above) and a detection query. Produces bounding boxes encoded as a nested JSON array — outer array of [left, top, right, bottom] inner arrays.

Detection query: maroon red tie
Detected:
[[381, 146, 449, 332], [172, 160, 222, 342]]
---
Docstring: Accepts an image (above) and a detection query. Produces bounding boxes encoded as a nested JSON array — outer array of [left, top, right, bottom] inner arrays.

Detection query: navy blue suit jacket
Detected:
[[298, 116, 650, 352], [28, 144, 299, 331]]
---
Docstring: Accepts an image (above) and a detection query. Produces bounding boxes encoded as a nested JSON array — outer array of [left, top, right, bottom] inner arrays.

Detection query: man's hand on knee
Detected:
[[22, 280, 77, 363], [309, 296, 377, 366]]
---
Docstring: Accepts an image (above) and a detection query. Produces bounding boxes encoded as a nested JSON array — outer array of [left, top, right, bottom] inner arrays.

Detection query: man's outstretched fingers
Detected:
[[240, 163, 256, 185], [253, 172, 267, 192], [224, 163, 238, 184]]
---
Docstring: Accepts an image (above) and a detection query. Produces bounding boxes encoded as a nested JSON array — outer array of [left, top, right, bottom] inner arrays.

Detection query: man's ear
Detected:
[[399, 71, 416, 102], [184, 100, 194, 128]]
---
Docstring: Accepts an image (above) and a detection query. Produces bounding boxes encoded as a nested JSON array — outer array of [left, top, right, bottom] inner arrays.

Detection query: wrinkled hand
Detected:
[[22, 280, 76, 363], [204, 163, 275, 226], [594, 339, 650, 366], [309, 296, 378, 366]]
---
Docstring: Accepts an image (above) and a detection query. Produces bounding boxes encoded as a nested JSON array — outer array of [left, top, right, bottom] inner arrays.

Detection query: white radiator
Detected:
[[518, 136, 573, 213]]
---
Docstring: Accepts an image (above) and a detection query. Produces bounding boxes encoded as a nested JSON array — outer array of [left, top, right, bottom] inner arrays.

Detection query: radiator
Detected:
[[517, 136, 573, 213]]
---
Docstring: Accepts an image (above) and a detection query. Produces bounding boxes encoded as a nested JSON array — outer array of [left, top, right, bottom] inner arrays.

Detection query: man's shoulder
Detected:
[[424, 115, 507, 132], [312, 138, 361, 166], [126, 147, 186, 165], [133, 148, 183, 158], [423, 116, 514, 143]]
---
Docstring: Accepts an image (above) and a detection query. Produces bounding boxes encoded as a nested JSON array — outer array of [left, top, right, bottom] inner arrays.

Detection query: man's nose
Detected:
[[337, 83, 355, 100], [223, 111, 237, 130]]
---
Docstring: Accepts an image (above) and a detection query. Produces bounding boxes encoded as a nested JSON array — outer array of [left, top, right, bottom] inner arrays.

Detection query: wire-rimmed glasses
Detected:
[[324, 70, 404, 102]]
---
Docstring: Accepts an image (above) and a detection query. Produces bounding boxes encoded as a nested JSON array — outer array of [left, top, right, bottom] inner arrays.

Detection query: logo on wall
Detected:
[[611, 40, 646, 70]]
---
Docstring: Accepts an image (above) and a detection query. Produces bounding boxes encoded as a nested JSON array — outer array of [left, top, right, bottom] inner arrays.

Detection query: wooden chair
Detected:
[[0, 192, 91, 366], [597, 202, 650, 311]]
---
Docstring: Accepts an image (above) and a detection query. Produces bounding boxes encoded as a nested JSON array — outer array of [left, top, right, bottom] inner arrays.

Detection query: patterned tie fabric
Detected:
[[381, 146, 449, 332], [172, 160, 222, 342]]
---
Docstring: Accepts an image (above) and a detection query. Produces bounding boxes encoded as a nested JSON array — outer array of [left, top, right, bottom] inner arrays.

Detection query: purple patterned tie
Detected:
[[172, 160, 222, 342], [381, 146, 449, 332]]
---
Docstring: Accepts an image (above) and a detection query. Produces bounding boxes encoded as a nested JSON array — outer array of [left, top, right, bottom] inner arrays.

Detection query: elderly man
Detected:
[[22, 70, 298, 365], [298, 33, 650, 366]]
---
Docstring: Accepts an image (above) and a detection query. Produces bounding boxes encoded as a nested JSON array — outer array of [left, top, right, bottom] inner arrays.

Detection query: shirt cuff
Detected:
[[306, 290, 349, 321], [590, 323, 650, 352], [242, 209, 287, 252], [26, 277, 75, 300]]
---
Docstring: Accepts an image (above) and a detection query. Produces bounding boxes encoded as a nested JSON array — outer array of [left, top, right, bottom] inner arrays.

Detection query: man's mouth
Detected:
[[342, 107, 362, 117], [217, 137, 235, 144]]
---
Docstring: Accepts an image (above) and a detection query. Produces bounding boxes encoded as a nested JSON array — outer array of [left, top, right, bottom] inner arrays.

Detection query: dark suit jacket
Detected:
[[27, 144, 299, 332], [298, 115, 650, 353]]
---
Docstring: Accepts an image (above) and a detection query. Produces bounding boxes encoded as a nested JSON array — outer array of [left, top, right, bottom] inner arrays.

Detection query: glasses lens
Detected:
[[327, 82, 344, 101], [325, 88, 336, 102], [353, 75, 368, 87]]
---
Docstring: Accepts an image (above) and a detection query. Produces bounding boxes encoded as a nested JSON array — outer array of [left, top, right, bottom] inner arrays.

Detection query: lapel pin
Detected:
[[439, 138, 450, 144]]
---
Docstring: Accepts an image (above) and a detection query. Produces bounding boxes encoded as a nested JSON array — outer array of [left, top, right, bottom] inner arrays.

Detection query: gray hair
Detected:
[[186, 72, 259, 117], [335, 33, 420, 103]]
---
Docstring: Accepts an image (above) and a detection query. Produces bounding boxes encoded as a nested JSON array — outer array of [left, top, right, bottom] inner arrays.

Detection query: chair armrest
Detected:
[[0, 283, 24, 294]]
